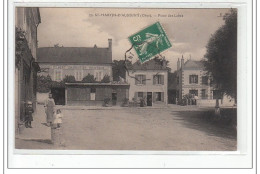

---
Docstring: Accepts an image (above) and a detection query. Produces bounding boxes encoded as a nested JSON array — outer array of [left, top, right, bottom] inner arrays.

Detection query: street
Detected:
[[16, 105, 236, 151]]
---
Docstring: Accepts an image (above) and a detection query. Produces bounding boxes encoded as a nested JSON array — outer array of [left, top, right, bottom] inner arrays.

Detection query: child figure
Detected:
[[53, 109, 63, 128], [52, 109, 65, 147], [25, 101, 34, 128]]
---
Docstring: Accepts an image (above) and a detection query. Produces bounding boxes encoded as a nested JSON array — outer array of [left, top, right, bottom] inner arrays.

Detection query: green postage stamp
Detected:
[[128, 22, 172, 63]]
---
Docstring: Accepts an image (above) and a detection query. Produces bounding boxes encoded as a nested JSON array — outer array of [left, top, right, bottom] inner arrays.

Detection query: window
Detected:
[[189, 90, 198, 97], [91, 88, 96, 93], [95, 71, 103, 81], [54, 69, 62, 81], [75, 70, 83, 81], [202, 76, 208, 85], [135, 75, 146, 85], [99, 72, 102, 81], [154, 92, 162, 101], [90, 88, 96, 101], [153, 75, 164, 85], [189, 75, 198, 84], [138, 92, 143, 98], [201, 89, 207, 99]]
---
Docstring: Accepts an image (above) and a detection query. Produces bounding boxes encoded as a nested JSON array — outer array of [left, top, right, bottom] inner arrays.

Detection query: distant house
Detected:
[[37, 39, 129, 106], [174, 55, 235, 107], [126, 59, 168, 106]]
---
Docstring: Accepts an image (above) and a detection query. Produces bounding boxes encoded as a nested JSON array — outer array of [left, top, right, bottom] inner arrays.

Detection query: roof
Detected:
[[182, 59, 204, 70], [130, 59, 168, 71], [37, 47, 112, 64]]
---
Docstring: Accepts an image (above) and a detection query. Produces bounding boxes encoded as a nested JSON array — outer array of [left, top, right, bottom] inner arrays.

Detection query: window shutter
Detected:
[[143, 75, 146, 85], [189, 75, 191, 83], [153, 75, 156, 85], [135, 75, 138, 85], [153, 92, 156, 102], [143, 92, 147, 99], [134, 92, 138, 100], [161, 92, 164, 102], [161, 75, 164, 85]]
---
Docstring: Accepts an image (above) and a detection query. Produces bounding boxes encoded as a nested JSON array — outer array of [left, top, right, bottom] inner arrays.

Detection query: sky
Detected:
[[37, 8, 230, 72]]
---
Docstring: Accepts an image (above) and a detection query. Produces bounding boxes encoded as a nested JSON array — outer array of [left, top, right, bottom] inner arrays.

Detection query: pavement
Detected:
[[16, 104, 51, 141], [15, 104, 200, 142], [15, 103, 237, 150]]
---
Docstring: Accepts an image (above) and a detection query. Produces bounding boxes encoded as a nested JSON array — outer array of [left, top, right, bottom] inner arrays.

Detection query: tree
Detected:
[[153, 56, 171, 72], [37, 75, 52, 93], [112, 60, 131, 81], [101, 75, 111, 83], [204, 9, 237, 100], [82, 74, 96, 83], [63, 75, 76, 83]]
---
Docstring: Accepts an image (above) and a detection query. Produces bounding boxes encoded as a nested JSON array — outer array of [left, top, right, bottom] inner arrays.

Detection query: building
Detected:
[[37, 39, 129, 106], [126, 59, 168, 106], [15, 7, 41, 134], [174, 55, 235, 106]]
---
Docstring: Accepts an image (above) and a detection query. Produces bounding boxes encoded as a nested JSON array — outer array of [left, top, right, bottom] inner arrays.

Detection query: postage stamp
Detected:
[[128, 22, 172, 63]]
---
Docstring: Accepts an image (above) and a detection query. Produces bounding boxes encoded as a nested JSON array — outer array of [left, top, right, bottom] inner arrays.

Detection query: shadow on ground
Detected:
[[172, 108, 237, 140], [23, 139, 53, 144]]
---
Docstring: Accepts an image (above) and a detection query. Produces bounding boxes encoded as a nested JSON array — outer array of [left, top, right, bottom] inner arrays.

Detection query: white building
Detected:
[[175, 56, 235, 107], [126, 59, 168, 106]]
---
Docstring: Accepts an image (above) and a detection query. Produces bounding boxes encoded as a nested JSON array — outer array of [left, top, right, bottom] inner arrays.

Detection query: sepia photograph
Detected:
[[14, 7, 237, 151]]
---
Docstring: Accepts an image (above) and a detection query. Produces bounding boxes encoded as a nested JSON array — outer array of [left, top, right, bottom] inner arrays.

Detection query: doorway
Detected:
[[51, 88, 65, 105], [147, 92, 152, 106], [112, 92, 117, 105]]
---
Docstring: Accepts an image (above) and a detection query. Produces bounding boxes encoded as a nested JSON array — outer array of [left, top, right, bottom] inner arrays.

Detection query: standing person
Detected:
[[25, 101, 34, 128], [44, 93, 55, 127]]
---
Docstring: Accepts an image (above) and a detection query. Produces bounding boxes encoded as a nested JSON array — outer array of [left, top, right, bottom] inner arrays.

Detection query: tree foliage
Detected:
[[204, 9, 237, 100], [82, 74, 96, 83], [101, 75, 111, 83], [37, 75, 52, 93], [112, 60, 131, 81], [63, 75, 76, 83]]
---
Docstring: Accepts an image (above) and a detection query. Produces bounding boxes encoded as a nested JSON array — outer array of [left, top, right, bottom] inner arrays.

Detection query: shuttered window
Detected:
[[153, 75, 164, 85], [189, 75, 198, 84], [135, 75, 146, 85]]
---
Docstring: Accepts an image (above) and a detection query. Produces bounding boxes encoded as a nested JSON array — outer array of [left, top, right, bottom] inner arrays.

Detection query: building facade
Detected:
[[15, 7, 41, 134], [126, 59, 168, 106], [175, 56, 212, 101], [38, 39, 129, 106], [174, 56, 235, 106]]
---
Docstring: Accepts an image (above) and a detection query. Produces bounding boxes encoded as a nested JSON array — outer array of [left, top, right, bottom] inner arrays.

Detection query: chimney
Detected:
[[162, 56, 167, 68], [181, 55, 184, 69], [108, 39, 112, 51], [177, 58, 180, 70]]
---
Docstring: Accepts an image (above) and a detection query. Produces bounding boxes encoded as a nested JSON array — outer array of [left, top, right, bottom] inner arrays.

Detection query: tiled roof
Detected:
[[37, 47, 112, 64], [182, 60, 204, 70], [130, 59, 168, 70]]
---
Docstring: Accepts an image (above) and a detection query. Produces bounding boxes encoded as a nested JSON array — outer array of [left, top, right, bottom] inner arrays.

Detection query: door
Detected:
[[147, 92, 152, 106], [112, 92, 117, 105], [51, 88, 65, 105]]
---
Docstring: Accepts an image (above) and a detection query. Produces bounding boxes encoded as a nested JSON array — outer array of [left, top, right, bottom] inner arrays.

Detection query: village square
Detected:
[[15, 7, 237, 150]]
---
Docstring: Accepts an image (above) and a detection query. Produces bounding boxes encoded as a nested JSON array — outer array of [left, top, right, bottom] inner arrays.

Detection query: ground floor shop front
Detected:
[[62, 83, 129, 106]]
